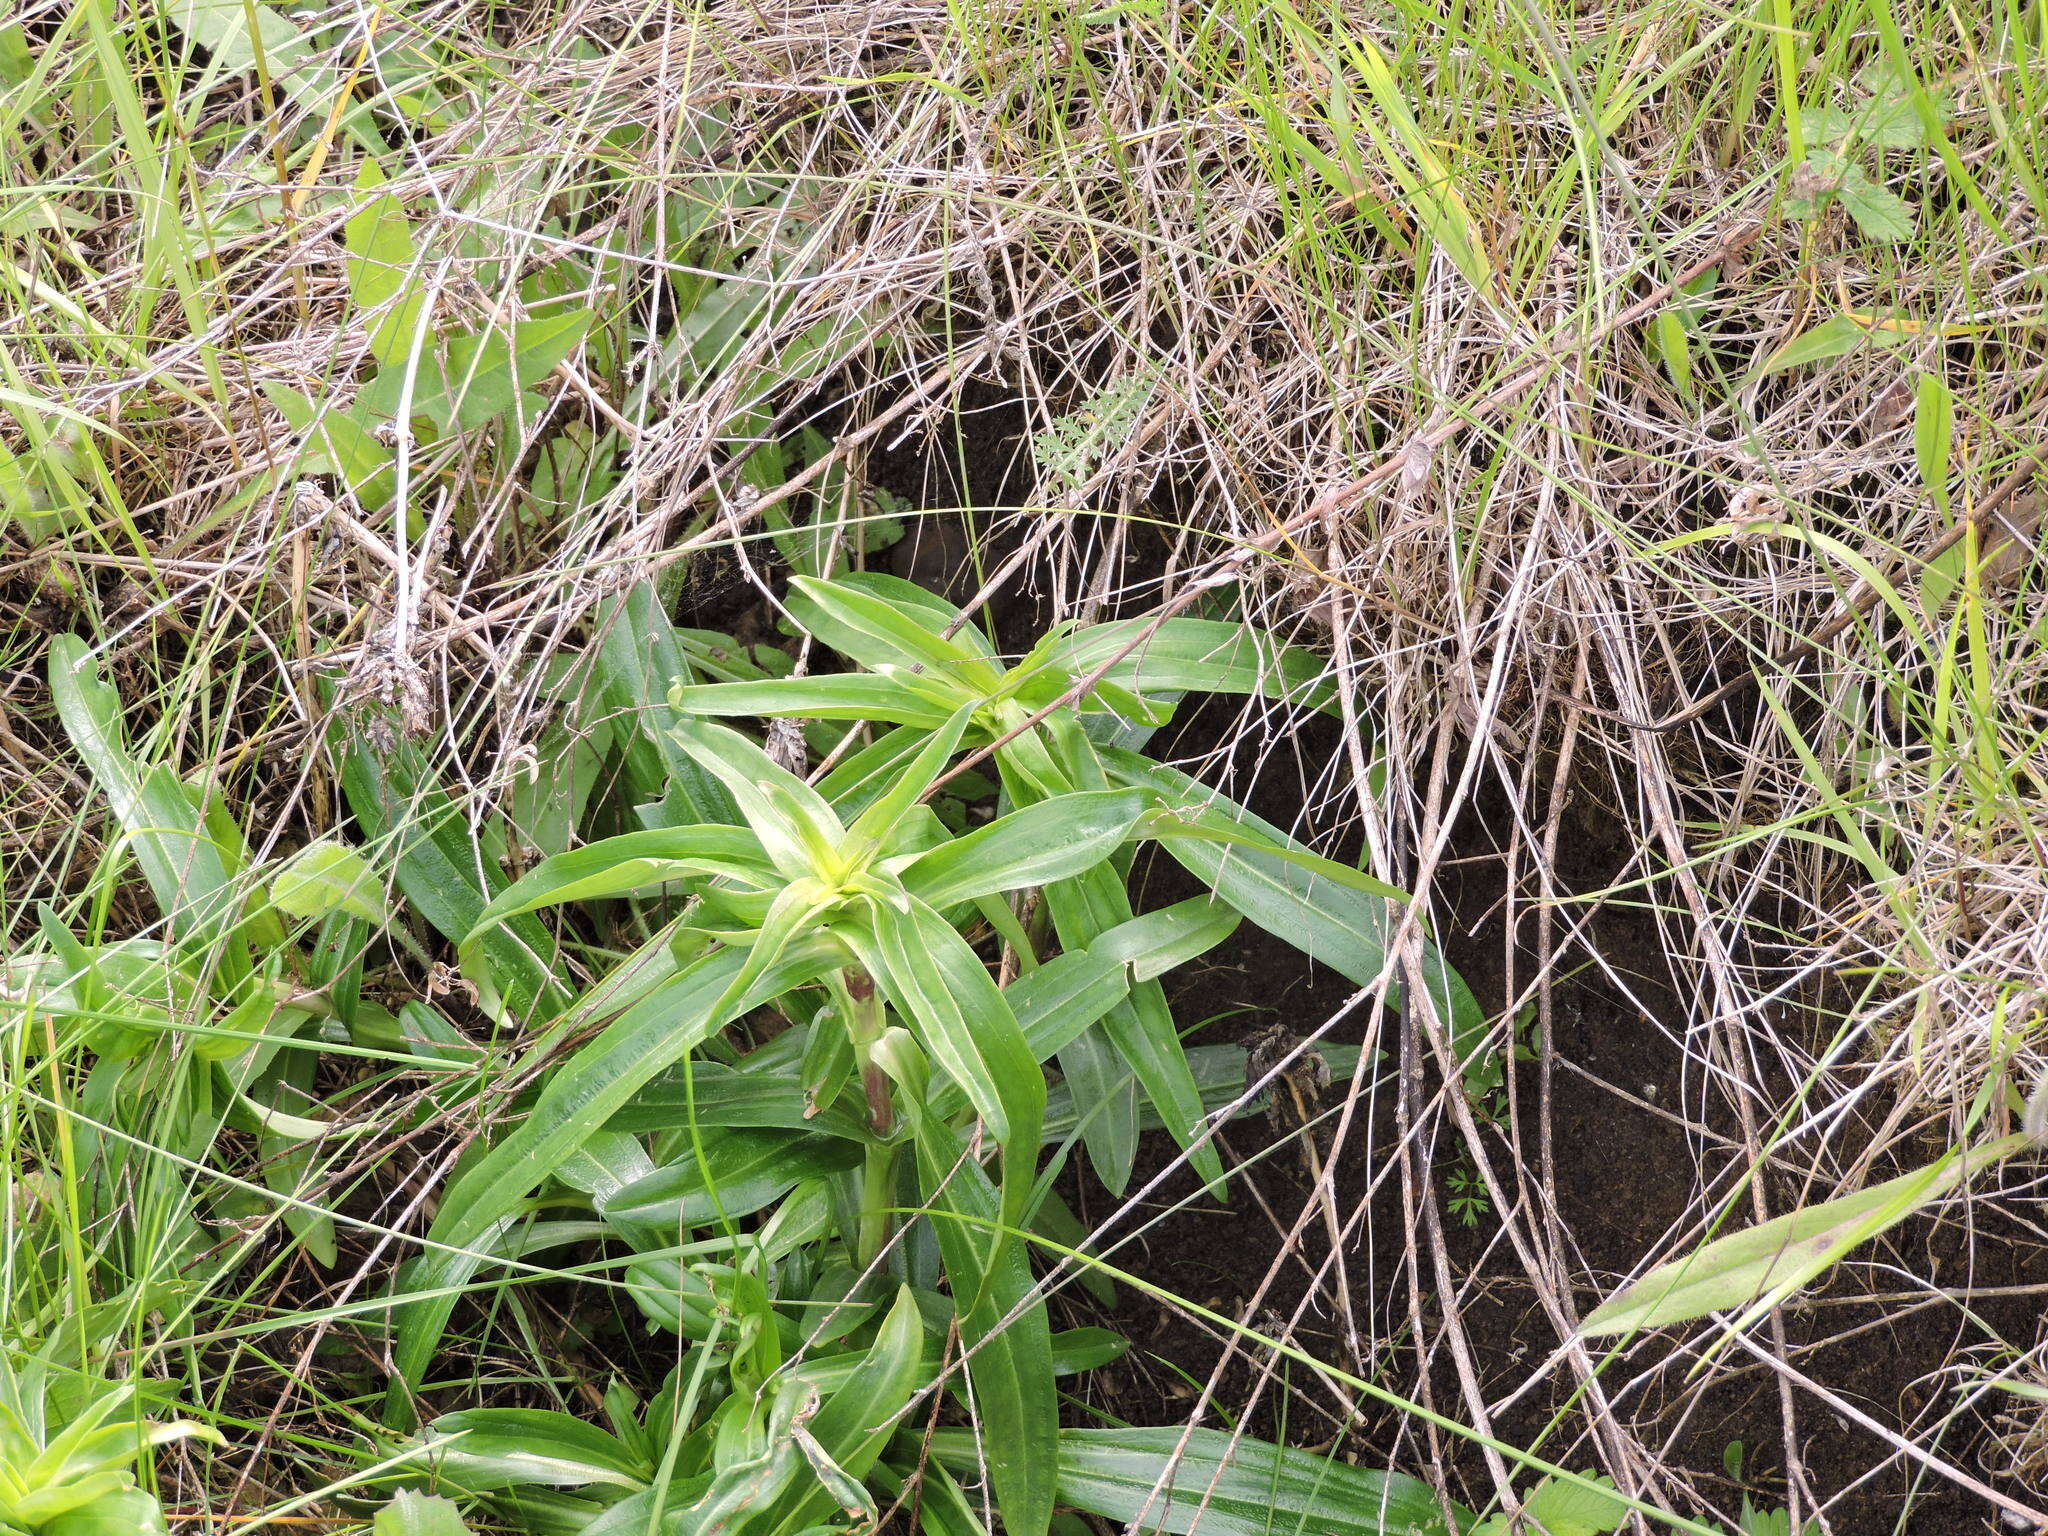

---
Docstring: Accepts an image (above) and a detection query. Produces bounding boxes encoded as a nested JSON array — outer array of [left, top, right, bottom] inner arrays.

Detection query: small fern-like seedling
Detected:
[[1031, 371, 1157, 505]]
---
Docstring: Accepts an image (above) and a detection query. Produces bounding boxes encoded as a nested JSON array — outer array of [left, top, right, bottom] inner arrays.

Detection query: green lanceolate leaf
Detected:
[[945, 898, 1236, 1095], [1041, 862, 1220, 1194], [157, 0, 372, 149], [1083, 896, 1241, 983], [817, 725, 954, 821], [673, 673, 960, 729], [1137, 810, 1409, 903], [895, 790, 1145, 908], [508, 679, 613, 859], [592, 583, 741, 825], [846, 703, 976, 845], [263, 382, 395, 507], [1580, 1132, 2033, 1338], [1044, 1041, 1374, 1140], [335, 727, 565, 1023], [40, 1488, 173, 1536], [678, 1376, 815, 1533], [879, 1038, 1057, 1536], [362, 309, 592, 434], [1100, 746, 1491, 1097], [373, 1490, 472, 1535], [1914, 372, 1954, 523], [467, 824, 774, 931], [48, 636, 244, 959], [346, 158, 428, 370], [383, 933, 842, 1429], [786, 575, 1001, 691], [269, 838, 387, 925], [927, 1426, 1459, 1536], [419, 1408, 650, 1491], [1035, 617, 1333, 711], [916, 899, 1237, 1126], [669, 719, 846, 882], [837, 569, 998, 655], [598, 1128, 861, 1229], [610, 1057, 870, 1142], [842, 895, 1044, 1240], [767, 1286, 928, 1536], [1749, 313, 1911, 378]]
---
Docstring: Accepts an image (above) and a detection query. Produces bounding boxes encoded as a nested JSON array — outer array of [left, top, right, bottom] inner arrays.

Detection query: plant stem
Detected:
[[835, 968, 897, 1263], [858, 1140, 898, 1268], [838, 968, 893, 1137]]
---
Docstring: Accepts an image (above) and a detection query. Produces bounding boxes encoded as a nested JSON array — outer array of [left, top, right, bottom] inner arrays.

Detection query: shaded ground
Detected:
[[1046, 691, 2048, 1533]]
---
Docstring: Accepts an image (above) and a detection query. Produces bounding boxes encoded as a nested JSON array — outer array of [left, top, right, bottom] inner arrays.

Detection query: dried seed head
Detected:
[[764, 715, 807, 773], [1398, 437, 1433, 503]]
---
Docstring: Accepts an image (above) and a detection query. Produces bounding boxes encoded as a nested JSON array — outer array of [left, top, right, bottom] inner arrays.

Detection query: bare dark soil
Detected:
[[1041, 693, 2048, 1535], [851, 390, 2048, 1534]]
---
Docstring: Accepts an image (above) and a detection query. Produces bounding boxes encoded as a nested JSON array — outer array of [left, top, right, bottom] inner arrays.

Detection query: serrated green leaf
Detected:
[[1810, 69, 1936, 151], [1783, 149, 1845, 222], [1835, 165, 1915, 242]]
